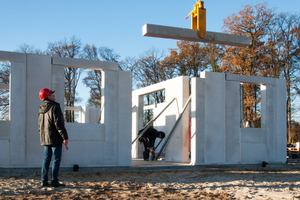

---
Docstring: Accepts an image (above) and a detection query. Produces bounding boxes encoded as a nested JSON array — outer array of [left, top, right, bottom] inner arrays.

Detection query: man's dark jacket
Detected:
[[38, 99, 68, 146], [138, 127, 159, 148]]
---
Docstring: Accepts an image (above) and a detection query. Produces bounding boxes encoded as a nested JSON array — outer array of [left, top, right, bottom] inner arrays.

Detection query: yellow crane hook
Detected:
[[185, 0, 206, 38]]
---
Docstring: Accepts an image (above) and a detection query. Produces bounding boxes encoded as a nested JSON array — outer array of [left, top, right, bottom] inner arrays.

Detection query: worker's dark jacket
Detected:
[[38, 99, 68, 146], [139, 127, 159, 148]]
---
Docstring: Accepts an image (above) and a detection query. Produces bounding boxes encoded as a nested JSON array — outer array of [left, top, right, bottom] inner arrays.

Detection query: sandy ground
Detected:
[[1, 167, 300, 200]]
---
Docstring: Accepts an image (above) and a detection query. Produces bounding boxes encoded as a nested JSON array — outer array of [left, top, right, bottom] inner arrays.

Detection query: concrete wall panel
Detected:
[[265, 84, 276, 162], [65, 123, 104, 141], [132, 76, 189, 163], [203, 72, 226, 164], [117, 71, 132, 166], [191, 77, 205, 164], [0, 50, 287, 167], [241, 128, 266, 143], [10, 60, 26, 165], [0, 50, 133, 168], [241, 143, 267, 164], [26, 54, 52, 166], [101, 70, 118, 165], [164, 76, 189, 162], [131, 94, 144, 158], [225, 81, 240, 164], [64, 141, 104, 167], [0, 121, 10, 140], [191, 71, 286, 165], [165, 115, 177, 161], [275, 79, 287, 162], [0, 140, 10, 166]]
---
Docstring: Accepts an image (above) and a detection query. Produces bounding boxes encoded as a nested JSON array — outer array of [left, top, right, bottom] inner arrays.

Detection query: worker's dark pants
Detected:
[[141, 138, 151, 159], [41, 144, 62, 186]]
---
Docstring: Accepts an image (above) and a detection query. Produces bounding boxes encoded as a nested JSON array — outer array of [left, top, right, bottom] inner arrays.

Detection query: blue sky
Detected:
[[1, 0, 300, 106], [1, 0, 299, 60]]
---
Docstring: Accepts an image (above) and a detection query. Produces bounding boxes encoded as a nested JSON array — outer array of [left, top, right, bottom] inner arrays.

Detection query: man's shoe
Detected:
[[41, 182, 49, 187], [51, 183, 66, 187]]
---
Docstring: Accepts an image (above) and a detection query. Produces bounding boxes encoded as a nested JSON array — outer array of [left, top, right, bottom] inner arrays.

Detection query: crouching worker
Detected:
[[138, 127, 165, 161], [38, 88, 69, 187]]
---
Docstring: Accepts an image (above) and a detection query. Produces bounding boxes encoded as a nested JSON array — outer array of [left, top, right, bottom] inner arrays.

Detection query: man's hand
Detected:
[[63, 140, 68, 150]]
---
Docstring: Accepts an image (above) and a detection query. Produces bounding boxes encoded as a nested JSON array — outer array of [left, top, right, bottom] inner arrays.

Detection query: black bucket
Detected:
[[262, 161, 268, 167], [73, 164, 79, 172]]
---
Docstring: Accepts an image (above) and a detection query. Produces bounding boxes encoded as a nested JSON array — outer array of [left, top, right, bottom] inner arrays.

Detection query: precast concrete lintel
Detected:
[[0, 51, 26, 63], [52, 57, 118, 71], [143, 24, 251, 47], [226, 73, 277, 85]]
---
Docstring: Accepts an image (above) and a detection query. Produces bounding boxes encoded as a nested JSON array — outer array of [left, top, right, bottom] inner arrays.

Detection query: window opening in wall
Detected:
[[144, 90, 165, 106], [143, 109, 153, 126], [64, 66, 103, 124], [0, 61, 10, 121], [64, 109, 80, 123], [143, 90, 165, 126], [64, 66, 83, 123], [240, 83, 261, 128]]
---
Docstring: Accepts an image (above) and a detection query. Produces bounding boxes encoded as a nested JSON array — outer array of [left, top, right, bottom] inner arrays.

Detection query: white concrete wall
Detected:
[[152, 102, 167, 154], [101, 70, 132, 166], [0, 50, 286, 167], [0, 121, 10, 166], [191, 72, 286, 165], [132, 76, 190, 162], [164, 76, 190, 163], [0, 50, 132, 167]]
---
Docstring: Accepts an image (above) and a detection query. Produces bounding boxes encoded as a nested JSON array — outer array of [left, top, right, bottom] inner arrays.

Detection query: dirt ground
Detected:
[[1, 166, 300, 200]]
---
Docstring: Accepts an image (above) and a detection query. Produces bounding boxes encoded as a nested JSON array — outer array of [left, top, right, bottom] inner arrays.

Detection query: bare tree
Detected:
[[47, 36, 83, 122], [81, 45, 122, 122], [98, 47, 122, 70], [0, 62, 10, 120], [275, 13, 300, 143], [82, 44, 101, 109], [133, 48, 171, 102], [17, 43, 43, 54]]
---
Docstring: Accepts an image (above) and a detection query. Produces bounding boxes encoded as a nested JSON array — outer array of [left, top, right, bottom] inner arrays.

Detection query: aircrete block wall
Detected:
[[132, 76, 190, 163], [0, 50, 132, 168], [191, 71, 286, 165], [0, 50, 287, 168]]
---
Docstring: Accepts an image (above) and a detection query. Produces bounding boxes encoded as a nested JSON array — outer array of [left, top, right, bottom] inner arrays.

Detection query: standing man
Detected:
[[138, 127, 165, 160], [38, 88, 68, 187]]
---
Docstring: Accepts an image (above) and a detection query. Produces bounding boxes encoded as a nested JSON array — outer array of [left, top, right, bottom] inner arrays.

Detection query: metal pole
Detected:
[[131, 98, 177, 144], [156, 95, 192, 160], [155, 138, 164, 149]]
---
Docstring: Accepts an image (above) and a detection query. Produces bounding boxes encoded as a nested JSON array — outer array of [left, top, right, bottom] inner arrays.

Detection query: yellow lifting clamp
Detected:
[[185, 0, 206, 38]]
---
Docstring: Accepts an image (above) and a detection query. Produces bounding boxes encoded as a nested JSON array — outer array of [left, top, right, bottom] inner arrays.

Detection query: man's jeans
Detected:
[[41, 144, 62, 185]]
